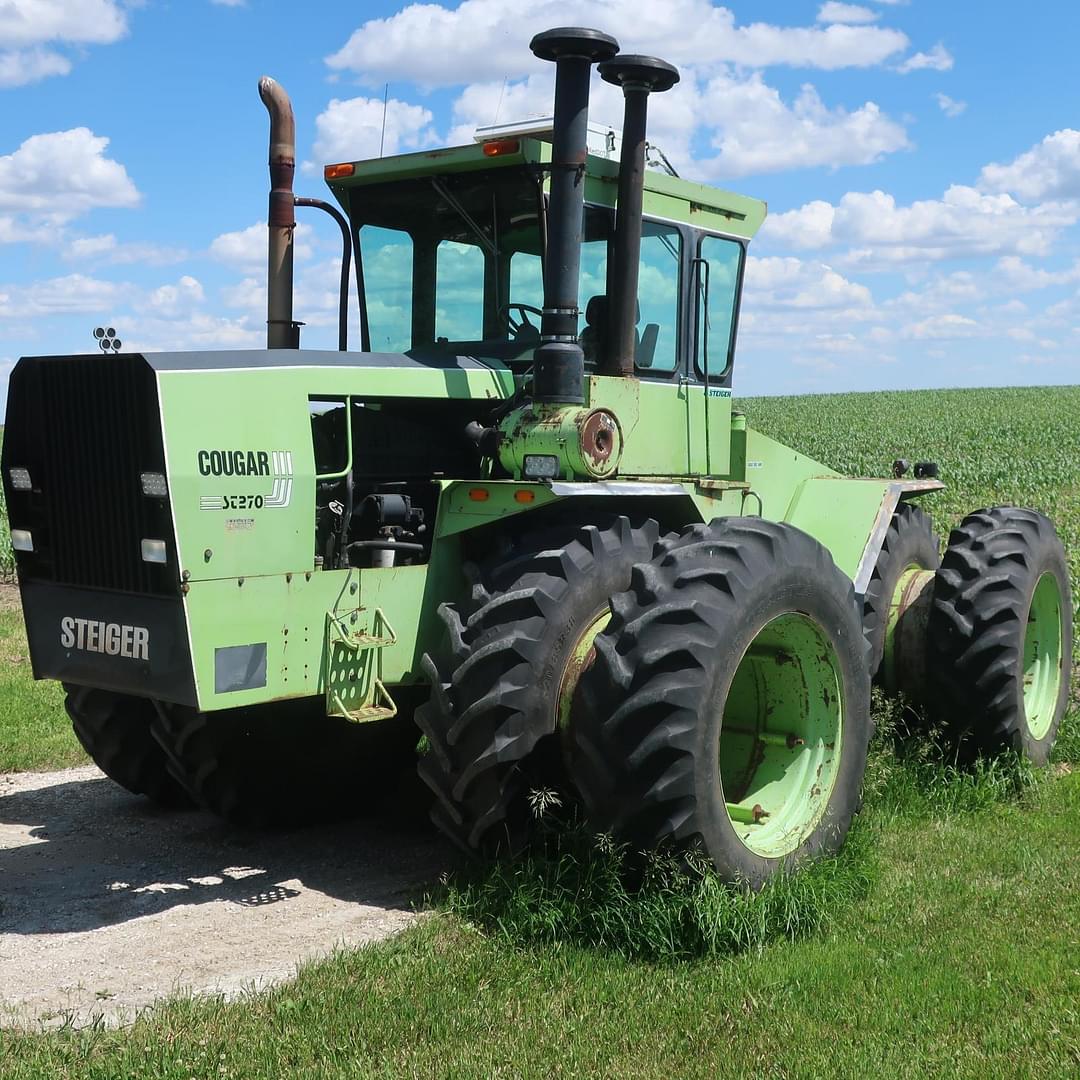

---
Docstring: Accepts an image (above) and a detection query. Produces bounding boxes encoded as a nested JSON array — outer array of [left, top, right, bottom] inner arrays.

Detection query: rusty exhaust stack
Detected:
[[529, 27, 619, 404], [259, 76, 298, 349], [598, 56, 679, 377]]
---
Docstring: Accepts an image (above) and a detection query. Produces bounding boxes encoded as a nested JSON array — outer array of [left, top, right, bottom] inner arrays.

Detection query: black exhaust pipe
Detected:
[[598, 56, 679, 378], [529, 27, 619, 405], [259, 76, 299, 349]]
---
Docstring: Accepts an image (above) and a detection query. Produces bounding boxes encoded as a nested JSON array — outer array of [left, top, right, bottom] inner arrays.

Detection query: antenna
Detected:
[[493, 76, 508, 126], [379, 83, 389, 157]]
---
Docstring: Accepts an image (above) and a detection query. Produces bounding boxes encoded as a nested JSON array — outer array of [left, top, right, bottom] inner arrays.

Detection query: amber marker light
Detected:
[[468, 488, 490, 502], [482, 139, 520, 157], [514, 489, 536, 504], [324, 163, 355, 180]]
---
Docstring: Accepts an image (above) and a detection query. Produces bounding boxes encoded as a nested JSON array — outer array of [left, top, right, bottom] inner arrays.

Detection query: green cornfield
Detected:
[[741, 384, 1080, 617]]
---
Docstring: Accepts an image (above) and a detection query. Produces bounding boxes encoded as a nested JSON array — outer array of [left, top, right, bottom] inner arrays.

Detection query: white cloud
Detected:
[[902, 313, 979, 339], [0, 0, 129, 87], [209, 221, 313, 269], [817, 3, 879, 25], [0, 273, 122, 317], [760, 186, 1078, 263], [0, 46, 69, 86], [935, 93, 966, 118], [979, 129, 1080, 202], [327, 1, 909, 87], [118, 313, 265, 354], [448, 73, 555, 145], [897, 43, 953, 73], [0, 213, 54, 244], [143, 276, 205, 318], [0, 128, 139, 218], [310, 96, 437, 166], [697, 72, 908, 177], [745, 256, 873, 309], [64, 233, 187, 265], [995, 255, 1080, 291], [0, 0, 127, 47], [209, 1, 246, 6]]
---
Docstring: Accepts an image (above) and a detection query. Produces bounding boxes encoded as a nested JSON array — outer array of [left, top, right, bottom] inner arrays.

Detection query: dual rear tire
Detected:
[[419, 515, 873, 887], [928, 507, 1071, 765], [570, 519, 871, 888]]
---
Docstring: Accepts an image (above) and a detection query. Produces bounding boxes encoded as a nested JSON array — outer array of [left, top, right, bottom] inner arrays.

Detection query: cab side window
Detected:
[[636, 221, 681, 373], [695, 234, 743, 380]]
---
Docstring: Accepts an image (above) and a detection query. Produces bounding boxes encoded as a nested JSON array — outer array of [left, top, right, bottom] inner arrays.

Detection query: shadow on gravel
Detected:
[[0, 769, 452, 936]]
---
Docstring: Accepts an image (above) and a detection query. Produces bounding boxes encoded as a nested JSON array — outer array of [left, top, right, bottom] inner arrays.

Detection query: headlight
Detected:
[[11, 529, 34, 552], [523, 454, 559, 480], [140, 472, 168, 497], [141, 539, 168, 564], [8, 467, 32, 491]]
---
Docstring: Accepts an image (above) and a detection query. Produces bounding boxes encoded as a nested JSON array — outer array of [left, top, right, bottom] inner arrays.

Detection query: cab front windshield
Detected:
[[351, 166, 610, 366]]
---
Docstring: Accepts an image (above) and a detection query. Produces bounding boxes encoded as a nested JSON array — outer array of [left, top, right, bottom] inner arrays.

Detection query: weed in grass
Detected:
[[862, 688, 1043, 822], [438, 811, 877, 962], [441, 686, 1065, 964]]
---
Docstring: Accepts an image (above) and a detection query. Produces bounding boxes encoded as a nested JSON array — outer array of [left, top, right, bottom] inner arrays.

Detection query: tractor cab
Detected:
[[321, 129, 764, 393]]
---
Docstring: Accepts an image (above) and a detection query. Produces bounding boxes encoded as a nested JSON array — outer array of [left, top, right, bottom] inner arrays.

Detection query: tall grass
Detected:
[[440, 818, 877, 961], [440, 691, 1070, 962], [0, 427, 11, 581]]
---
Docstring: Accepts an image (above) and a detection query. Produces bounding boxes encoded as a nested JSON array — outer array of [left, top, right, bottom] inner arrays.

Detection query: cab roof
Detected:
[[324, 135, 767, 241]]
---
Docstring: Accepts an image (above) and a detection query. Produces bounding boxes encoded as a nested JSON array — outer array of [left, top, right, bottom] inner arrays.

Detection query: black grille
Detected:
[[2, 354, 177, 595]]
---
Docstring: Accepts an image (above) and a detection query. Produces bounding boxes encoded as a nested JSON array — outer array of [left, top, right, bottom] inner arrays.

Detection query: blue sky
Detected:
[[3, 0, 1080, 412]]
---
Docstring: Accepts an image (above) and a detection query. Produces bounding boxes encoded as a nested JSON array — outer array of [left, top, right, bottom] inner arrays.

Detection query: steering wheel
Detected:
[[505, 303, 544, 339]]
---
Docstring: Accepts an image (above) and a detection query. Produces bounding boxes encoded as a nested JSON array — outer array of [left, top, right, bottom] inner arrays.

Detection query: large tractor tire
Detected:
[[570, 518, 872, 890], [861, 501, 940, 678], [927, 506, 1072, 765], [65, 685, 191, 808], [417, 515, 663, 856], [150, 697, 421, 827]]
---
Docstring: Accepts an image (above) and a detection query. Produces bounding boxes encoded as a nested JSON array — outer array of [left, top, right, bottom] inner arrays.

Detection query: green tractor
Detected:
[[2, 28, 1071, 888]]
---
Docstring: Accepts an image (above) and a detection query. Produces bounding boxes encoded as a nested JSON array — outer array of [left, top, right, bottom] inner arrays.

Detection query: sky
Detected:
[[3, 0, 1080, 413]]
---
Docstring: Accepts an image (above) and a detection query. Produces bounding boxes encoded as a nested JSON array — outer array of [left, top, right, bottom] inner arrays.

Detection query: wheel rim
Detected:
[[719, 612, 844, 859], [557, 608, 611, 731], [1023, 572, 1064, 741]]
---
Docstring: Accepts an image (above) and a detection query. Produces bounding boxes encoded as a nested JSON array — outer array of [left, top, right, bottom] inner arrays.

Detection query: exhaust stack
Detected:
[[529, 27, 619, 404], [259, 76, 299, 349], [599, 56, 680, 378]]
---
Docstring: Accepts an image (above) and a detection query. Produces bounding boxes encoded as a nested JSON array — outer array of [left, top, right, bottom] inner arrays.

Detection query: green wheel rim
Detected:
[[556, 608, 611, 731], [1023, 572, 1064, 741], [718, 612, 844, 859]]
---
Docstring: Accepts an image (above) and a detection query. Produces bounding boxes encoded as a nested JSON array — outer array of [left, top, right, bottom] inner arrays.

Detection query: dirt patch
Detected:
[[0, 765, 450, 1028], [0, 583, 20, 614]]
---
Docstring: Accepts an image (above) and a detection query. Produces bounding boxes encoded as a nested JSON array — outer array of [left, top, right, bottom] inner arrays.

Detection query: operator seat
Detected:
[[580, 295, 659, 370]]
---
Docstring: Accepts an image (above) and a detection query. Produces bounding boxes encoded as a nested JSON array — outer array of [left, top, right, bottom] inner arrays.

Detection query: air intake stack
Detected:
[[529, 27, 619, 404], [598, 55, 680, 377]]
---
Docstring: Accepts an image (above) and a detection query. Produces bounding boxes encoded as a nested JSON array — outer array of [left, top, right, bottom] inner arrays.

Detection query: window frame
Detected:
[[631, 216, 686, 380], [691, 230, 747, 389]]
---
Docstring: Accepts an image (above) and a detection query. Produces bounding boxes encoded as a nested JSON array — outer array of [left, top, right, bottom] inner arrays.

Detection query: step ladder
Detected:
[[325, 607, 399, 723]]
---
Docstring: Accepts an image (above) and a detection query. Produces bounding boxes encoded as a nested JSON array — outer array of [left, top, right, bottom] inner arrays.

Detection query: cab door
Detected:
[[689, 234, 745, 477]]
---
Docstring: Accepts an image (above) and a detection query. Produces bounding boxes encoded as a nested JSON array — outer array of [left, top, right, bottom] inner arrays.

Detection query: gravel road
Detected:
[[0, 765, 450, 1028]]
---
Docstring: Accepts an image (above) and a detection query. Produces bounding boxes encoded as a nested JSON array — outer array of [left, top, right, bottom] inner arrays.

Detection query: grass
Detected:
[[0, 605, 81, 772], [1, 386, 1079, 1076], [1, 763, 1076, 1077], [0, 426, 11, 582]]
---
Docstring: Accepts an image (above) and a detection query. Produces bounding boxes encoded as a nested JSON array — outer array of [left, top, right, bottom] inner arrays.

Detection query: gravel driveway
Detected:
[[0, 765, 449, 1028]]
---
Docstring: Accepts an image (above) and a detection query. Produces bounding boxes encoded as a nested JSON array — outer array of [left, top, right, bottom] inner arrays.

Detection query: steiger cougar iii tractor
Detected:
[[3, 29, 1071, 888]]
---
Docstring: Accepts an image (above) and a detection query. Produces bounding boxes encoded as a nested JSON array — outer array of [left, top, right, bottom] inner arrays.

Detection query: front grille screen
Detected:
[[2, 354, 177, 595]]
